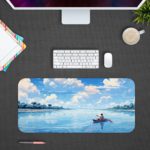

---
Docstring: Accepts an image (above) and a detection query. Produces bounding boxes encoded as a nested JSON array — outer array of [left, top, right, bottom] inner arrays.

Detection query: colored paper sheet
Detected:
[[0, 20, 26, 72]]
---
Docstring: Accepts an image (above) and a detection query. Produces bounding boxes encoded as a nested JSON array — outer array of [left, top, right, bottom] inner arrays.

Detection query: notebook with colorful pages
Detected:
[[0, 20, 26, 71]]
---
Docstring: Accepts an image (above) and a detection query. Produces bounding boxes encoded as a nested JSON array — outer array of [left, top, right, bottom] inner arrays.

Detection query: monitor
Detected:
[[6, 0, 146, 24]]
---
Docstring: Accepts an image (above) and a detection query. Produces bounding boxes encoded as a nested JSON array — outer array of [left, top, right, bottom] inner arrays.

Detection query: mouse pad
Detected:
[[18, 78, 135, 133]]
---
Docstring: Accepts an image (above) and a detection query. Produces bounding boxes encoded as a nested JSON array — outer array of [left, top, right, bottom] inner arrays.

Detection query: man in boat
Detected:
[[97, 113, 105, 121]]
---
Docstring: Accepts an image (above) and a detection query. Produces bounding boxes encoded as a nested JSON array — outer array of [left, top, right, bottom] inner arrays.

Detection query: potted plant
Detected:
[[134, 0, 150, 25]]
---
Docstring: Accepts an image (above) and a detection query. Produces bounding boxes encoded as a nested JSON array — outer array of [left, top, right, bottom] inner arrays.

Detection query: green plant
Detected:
[[134, 0, 150, 25]]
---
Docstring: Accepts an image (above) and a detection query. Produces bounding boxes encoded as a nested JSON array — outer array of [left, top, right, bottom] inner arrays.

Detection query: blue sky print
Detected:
[[18, 78, 135, 133]]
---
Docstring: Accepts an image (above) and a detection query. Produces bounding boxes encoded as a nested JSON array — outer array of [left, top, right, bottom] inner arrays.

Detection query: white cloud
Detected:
[[43, 79, 56, 88], [43, 78, 84, 88], [49, 81, 56, 87], [18, 90, 28, 99], [101, 96, 112, 100], [19, 78, 39, 93], [20, 93, 65, 107], [43, 79, 49, 85], [68, 85, 100, 107], [103, 78, 121, 88], [46, 94, 57, 100], [27, 93, 64, 106], [54, 78, 84, 87], [40, 94, 62, 106], [71, 91, 89, 105], [42, 78, 101, 108], [85, 85, 100, 94], [18, 78, 39, 100], [97, 95, 112, 104]]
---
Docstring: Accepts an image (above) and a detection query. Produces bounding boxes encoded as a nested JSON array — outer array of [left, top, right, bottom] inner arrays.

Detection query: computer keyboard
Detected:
[[53, 50, 99, 69]]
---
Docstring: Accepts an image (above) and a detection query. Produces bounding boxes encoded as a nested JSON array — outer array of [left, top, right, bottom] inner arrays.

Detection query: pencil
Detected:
[[18, 141, 46, 145]]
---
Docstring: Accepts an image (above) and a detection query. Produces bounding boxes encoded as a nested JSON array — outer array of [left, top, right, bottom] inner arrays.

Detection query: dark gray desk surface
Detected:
[[0, 0, 150, 150]]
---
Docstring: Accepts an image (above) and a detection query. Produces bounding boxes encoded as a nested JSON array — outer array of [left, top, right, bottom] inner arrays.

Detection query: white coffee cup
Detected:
[[122, 27, 145, 45]]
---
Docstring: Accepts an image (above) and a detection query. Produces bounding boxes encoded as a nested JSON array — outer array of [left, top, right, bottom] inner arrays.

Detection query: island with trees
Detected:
[[110, 103, 135, 110], [18, 101, 63, 110]]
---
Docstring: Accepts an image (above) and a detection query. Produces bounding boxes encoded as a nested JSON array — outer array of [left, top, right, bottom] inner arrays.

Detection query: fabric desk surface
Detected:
[[0, 0, 150, 150]]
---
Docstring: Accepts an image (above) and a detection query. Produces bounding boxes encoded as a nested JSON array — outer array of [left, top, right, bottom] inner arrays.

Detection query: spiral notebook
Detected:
[[0, 20, 26, 71]]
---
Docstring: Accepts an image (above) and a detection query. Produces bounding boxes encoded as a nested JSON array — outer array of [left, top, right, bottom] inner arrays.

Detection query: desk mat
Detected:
[[18, 78, 135, 133]]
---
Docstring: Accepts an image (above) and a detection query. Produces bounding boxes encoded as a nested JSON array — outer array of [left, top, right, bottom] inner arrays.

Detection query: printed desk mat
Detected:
[[18, 78, 135, 133]]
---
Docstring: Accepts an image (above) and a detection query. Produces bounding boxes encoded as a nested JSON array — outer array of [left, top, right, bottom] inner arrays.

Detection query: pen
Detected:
[[18, 141, 46, 145]]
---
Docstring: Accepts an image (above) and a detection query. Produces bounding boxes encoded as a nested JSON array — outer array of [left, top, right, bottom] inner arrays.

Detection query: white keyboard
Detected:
[[53, 50, 99, 69]]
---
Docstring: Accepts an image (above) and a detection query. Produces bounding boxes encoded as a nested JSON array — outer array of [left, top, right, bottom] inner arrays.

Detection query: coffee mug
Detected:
[[122, 27, 145, 45]]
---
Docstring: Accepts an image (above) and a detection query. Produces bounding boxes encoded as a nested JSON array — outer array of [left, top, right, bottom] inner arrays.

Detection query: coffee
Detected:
[[122, 28, 145, 45]]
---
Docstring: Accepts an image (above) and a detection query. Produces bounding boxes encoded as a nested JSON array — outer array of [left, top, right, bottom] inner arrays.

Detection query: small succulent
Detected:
[[134, 0, 150, 25]]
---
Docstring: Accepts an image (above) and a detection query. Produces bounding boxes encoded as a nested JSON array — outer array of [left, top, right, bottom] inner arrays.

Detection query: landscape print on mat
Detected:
[[18, 78, 135, 133]]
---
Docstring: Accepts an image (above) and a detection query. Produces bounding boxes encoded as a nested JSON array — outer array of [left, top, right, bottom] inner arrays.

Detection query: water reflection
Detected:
[[18, 109, 135, 133]]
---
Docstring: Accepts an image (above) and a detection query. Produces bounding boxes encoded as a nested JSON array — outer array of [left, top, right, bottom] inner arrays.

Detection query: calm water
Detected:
[[18, 109, 135, 133]]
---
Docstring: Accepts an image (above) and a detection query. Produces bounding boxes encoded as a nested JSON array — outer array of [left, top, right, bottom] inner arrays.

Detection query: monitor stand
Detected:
[[61, 9, 90, 25]]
